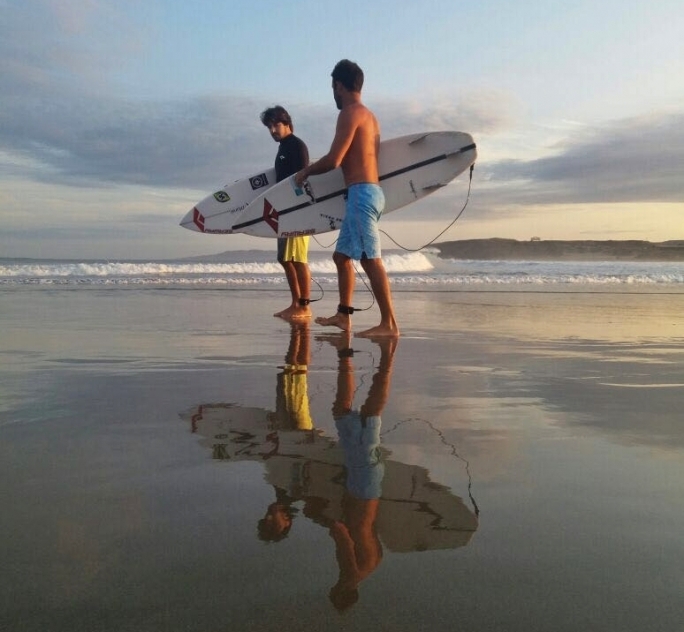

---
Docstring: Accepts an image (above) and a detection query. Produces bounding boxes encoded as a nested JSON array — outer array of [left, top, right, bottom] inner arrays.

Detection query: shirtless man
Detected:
[[294, 59, 399, 338]]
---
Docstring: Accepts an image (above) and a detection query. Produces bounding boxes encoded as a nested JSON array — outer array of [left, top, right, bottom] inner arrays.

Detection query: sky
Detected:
[[1, 0, 683, 260]]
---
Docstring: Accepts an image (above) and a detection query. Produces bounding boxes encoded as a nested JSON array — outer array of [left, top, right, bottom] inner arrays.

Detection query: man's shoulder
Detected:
[[341, 102, 376, 124], [283, 134, 308, 152], [341, 101, 368, 115]]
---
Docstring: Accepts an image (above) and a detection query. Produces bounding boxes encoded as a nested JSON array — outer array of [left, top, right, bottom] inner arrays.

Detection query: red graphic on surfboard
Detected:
[[192, 207, 205, 232], [263, 199, 279, 233]]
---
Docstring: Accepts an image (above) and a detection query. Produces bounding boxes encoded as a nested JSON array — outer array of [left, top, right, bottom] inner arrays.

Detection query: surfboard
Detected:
[[228, 131, 476, 239], [179, 168, 276, 234]]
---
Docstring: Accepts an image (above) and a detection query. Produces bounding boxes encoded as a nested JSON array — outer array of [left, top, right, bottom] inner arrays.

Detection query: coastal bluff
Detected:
[[434, 239, 684, 261]]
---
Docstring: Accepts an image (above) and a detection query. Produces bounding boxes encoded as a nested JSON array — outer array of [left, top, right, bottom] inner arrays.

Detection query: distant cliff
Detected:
[[434, 239, 684, 261]]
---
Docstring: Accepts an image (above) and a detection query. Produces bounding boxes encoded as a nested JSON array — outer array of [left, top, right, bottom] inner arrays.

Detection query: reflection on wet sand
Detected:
[[180, 324, 478, 609]]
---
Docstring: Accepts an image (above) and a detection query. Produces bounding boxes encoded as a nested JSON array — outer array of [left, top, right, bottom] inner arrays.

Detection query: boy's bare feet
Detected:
[[275, 304, 312, 320]]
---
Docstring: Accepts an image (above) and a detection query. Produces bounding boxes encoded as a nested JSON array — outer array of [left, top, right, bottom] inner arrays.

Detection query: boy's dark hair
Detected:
[[331, 59, 364, 92], [260, 105, 293, 131]]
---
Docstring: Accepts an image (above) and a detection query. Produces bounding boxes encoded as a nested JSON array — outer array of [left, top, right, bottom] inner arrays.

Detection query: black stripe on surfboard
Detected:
[[231, 142, 476, 230]]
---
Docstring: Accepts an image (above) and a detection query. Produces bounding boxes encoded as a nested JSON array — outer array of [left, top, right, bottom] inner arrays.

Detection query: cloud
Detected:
[[0, 2, 517, 192], [1, 80, 513, 193], [372, 88, 518, 138], [6, 1, 681, 211], [0, 2, 249, 189], [0, 90, 271, 188], [484, 111, 684, 204]]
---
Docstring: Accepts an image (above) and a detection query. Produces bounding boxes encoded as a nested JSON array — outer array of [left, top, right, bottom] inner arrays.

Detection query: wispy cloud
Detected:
[[484, 112, 684, 204], [1, 2, 519, 192], [1, 54, 516, 191]]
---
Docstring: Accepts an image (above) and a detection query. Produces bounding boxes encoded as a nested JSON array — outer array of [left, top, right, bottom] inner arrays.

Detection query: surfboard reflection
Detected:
[[180, 325, 478, 610]]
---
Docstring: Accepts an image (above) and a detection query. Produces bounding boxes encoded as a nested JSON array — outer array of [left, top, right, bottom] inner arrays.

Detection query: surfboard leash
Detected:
[[307, 277, 325, 304], [305, 255, 377, 314], [380, 163, 475, 252]]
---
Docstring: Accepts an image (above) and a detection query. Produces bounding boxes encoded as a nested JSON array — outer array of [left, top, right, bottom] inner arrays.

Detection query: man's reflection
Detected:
[[323, 332, 396, 610]]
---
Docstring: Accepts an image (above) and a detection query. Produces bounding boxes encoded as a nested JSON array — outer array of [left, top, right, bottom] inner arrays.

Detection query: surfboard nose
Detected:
[[180, 207, 204, 232]]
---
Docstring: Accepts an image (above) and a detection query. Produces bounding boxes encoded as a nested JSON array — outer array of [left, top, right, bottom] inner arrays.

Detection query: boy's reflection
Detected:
[[258, 487, 297, 542], [270, 321, 312, 432], [259, 321, 312, 542]]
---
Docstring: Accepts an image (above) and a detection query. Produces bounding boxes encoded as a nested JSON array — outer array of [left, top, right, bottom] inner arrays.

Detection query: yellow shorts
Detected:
[[278, 236, 309, 263], [273, 369, 313, 431]]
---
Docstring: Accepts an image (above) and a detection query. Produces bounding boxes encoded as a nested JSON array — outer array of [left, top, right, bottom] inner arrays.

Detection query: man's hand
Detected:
[[294, 169, 307, 188]]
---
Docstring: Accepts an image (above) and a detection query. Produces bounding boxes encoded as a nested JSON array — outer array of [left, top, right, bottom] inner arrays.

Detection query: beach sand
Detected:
[[2, 287, 684, 631]]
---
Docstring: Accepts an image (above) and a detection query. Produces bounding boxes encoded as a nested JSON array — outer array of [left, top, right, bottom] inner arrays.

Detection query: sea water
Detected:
[[2, 249, 683, 290]]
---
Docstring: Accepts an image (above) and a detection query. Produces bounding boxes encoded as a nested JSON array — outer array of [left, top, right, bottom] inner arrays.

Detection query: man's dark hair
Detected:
[[260, 105, 293, 130], [331, 59, 364, 92]]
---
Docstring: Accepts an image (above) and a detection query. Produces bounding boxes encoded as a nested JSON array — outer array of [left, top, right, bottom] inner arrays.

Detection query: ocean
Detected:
[[2, 249, 684, 290]]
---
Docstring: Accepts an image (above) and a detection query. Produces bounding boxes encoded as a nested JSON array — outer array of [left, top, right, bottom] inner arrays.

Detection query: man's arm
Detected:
[[296, 139, 309, 171], [295, 109, 357, 186]]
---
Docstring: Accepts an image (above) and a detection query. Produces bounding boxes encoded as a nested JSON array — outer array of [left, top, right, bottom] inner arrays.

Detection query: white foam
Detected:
[[1, 254, 682, 288]]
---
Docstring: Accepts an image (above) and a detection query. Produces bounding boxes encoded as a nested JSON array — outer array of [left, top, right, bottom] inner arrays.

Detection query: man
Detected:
[[260, 106, 312, 320], [295, 60, 399, 337]]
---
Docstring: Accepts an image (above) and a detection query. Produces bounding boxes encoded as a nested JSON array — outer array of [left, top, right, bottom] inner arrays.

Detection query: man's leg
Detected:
[[356, 258, 399, 337], [315, 251, 355, 331]]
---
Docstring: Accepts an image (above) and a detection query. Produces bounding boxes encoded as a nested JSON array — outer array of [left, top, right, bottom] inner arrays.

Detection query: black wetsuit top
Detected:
[[275, 134, 309, 182]]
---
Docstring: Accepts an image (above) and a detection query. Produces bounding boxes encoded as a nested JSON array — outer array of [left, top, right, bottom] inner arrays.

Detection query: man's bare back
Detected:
[[294, 91, 380, 188], [339, 103, 380, 186]]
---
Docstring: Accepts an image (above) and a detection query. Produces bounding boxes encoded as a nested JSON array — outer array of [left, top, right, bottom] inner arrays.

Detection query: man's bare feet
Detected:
[[355, 323, 400, 338], [315, 312, 351, 331]]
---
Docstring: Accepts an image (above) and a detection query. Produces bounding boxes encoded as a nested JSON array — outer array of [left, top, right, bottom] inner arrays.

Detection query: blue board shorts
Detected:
[[335, 413, 384, 500], [336, 183, 385, 260]]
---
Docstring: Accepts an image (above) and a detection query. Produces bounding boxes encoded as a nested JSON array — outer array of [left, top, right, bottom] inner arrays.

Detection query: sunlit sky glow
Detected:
[[2, 0, 683, 259]]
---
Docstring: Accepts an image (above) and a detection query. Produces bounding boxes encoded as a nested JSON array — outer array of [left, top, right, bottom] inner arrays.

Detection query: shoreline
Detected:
[[434, 238, 684, 261]]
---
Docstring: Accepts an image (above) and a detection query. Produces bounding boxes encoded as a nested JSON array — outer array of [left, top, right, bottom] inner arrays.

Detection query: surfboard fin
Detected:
[[409, 133, 431, 145]]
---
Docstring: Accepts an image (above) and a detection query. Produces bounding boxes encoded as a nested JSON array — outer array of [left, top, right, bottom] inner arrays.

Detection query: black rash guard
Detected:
[[275, 134, 309, 183]]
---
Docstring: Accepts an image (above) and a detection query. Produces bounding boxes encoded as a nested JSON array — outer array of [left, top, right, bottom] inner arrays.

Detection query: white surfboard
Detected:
[[229, 131, 476, 239], [179, 168, 276, 234]]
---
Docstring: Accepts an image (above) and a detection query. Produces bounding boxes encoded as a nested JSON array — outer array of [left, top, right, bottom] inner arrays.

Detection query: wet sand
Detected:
[[2, 287, 684, 631]]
